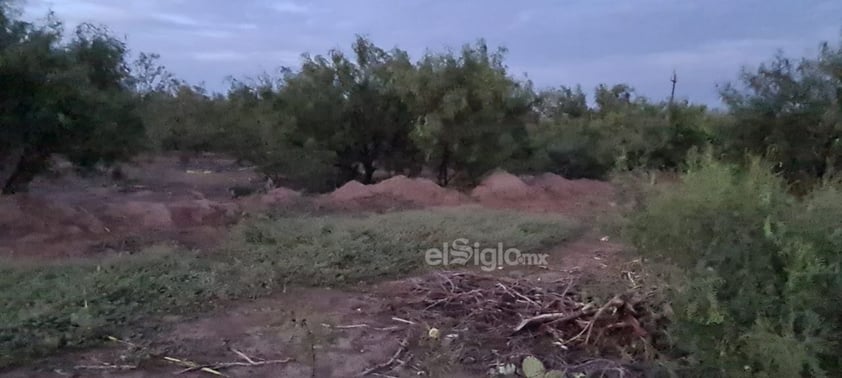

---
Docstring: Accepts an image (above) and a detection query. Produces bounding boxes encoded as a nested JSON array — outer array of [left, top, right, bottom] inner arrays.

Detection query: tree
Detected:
[[0, 7, 143, 193], [719, 38, 842, 185], [130, 52, 180, 96], [536, 85, 589, 120], [406, 40, 535, 186], [274, 36, 418, 185]]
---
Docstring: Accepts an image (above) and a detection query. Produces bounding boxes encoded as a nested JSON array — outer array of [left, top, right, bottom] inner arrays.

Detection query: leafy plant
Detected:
[[628, 154, 842, 376], [521, 356, 564, 378]]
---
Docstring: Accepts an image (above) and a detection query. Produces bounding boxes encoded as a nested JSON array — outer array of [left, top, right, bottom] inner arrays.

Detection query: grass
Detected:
[[0, 206, 579, 368]]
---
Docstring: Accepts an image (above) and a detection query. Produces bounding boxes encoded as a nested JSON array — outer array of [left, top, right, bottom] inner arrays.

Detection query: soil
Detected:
[[0, 160, 633, 377], [0, 153, 256, 259]]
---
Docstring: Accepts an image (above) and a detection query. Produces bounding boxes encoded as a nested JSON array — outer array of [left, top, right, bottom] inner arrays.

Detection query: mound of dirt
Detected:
[[105, 201, 173, 229], [323, 176, 468, 209], [260, 187, 302, 205], [168, 199, 240, 227], [531, 173, 614, 198], [0, 195, 107, 238], [330, 180, 372, 202], [374, 175, 468, 206], [471, 170, 539, 201]]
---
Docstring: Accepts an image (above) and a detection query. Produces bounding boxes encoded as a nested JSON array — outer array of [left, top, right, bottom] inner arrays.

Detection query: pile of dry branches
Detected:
[[386, 271, 664, 376]]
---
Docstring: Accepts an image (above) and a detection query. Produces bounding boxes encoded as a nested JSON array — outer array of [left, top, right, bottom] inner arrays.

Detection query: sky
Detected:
[[19, 0, 842, 106]]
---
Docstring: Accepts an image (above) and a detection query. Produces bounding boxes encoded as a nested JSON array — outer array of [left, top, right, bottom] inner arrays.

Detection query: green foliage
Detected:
[[719, 39, 842, 188], [406, 41, 535, 185], [628, 155, 842, 377], [0, 8, 143, 193], [0, 208, 577, 367], [521, 355, 564, 378], [268, 36, 420, 185], [525, 87, 712, 179]]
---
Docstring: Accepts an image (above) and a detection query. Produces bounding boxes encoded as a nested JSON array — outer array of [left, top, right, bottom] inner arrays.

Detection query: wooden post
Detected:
[[669, 70, 677, 106]]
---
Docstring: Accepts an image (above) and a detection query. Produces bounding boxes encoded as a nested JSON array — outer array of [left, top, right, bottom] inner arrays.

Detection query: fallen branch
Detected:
[[514, 304, 598, 333], [322, 323, 403, 332], [384, 271, 658, 372], [391, 317, 416, 325], [359, 337, 409, 377], [176, 358, 293, 374], [73, 364, 137, 370], [173, 349, 293, 375], [497, 282, 540, 308]]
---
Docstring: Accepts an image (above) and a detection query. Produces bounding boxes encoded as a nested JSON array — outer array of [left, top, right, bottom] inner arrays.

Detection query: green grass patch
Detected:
[[0, 207, 578, 367]]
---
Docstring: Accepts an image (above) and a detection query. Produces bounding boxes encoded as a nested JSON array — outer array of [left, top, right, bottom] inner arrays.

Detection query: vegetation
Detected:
[[0, 208, 577, 367], [4, 4, 839, 193], [4, 4, 842, 377], [0, 5, 143, 193], [628, 156, 842, 377]]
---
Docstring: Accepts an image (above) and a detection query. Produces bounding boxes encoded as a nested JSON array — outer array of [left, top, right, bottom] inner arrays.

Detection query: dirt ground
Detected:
[[1, 156, 632, 377], [0, 153, 257, 259]]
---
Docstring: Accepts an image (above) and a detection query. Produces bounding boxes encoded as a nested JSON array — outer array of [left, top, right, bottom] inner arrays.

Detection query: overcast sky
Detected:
[[20, 0, 842, 105]]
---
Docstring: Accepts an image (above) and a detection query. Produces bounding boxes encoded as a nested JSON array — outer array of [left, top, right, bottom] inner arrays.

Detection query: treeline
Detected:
[[138, 39, 717, 191], [1, 4, 841, 195]]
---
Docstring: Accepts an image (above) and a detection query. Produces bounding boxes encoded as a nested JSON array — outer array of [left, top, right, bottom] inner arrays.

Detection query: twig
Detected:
[[73, 364, 137, 370], [166, 356, 225, 376], [231, 349, 257, 364], [372, 373, 398, 378], [326, 323, 370, 329], [105, 335, 140, 349], [322, 323, 403, 332], [514, 307, 595, 333], [176, 358, 293, 374], [359, 337, 409, 376], [585, 296, 625, 344], [175, 349, 293, 375], [497, 283, 540, 308], [391, 317, 416, 325]]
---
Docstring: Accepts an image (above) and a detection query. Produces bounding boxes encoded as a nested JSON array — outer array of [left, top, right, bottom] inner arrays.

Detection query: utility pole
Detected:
[[669, 70, 677, 106]]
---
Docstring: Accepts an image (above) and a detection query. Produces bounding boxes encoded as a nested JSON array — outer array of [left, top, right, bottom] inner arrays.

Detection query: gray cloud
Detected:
[[269, 1, 310, 14], [20, 0, 842, 104]]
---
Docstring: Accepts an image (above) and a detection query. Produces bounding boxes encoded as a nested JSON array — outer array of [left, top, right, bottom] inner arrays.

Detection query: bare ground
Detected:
[[0, 156, 634, 377]]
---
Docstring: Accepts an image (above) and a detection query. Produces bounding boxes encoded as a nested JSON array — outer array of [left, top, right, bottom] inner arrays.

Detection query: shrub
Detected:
[[628, 156, 842, 377]]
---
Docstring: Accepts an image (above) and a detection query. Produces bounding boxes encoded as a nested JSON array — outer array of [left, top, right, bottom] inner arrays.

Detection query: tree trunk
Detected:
[[437, 144, 450, 187], [336, 162, 359, 184], [1, 149, 47, 195], [0, 147, 25, 195], [362, 160, 376, 184]]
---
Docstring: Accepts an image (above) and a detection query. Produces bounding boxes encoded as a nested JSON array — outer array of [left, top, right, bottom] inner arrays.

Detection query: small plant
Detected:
[[521, 356, 564, 378]]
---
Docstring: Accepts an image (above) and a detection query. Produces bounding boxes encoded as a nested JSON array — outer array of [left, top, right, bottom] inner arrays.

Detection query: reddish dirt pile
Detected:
[[0, 194, 242, 258], [472, 171, 616, 215], [317, 171, 617, 216], [0, 195, 107, 241], [329, 180, 370, 202], [471, 170, 541, 202], [261, 187, 302, 204], [530, 173, 615, 199], [321, 175, 468, 209], [375, 175, 467, 206]]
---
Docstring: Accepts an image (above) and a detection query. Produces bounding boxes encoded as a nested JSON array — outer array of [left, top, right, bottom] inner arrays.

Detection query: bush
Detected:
[[0, 10, 144, 193], [628, 156, 842, 377], [524, 98, 711, 179]]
